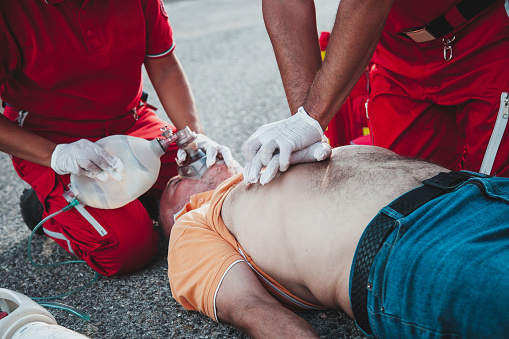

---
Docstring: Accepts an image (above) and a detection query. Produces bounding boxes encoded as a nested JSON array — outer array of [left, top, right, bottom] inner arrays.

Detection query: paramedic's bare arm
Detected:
[[304, 0, 394, 128], [263, 0, 394, 128], [0, 114, 55, 166], [262, 0, 322, 114], [145, 52, 203, 134], [216, 262, 318, 339]]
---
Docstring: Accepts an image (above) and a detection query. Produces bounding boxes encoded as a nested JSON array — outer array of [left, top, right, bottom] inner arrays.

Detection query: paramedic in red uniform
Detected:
[[0, 0, 233, 276], [242, 0, 509, 185]]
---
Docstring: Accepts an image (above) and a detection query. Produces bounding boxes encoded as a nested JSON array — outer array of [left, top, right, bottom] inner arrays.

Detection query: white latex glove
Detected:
[[176, 134, 234, 168], [244, 140, 332, 185], [51, 139, 124, 182], [242, 107, 324, 184]]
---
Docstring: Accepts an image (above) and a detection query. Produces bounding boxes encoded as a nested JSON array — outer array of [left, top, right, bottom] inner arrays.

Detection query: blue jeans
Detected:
[[351, 176, 509, 338]]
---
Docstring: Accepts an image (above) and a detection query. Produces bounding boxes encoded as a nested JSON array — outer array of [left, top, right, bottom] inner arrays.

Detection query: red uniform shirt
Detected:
[[0, 0, 174, 131]]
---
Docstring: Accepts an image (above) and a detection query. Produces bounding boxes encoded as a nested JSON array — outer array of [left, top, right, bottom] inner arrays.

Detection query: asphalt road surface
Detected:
[[0, 0, 364, 337]]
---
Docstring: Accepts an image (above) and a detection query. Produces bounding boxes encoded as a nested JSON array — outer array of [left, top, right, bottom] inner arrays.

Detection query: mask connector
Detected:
[[175, 127, 209, 180]]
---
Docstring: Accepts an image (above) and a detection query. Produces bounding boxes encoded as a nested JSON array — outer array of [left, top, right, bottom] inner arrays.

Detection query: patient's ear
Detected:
[[159, 195, 177, 242], [159, 178, 186, 241]]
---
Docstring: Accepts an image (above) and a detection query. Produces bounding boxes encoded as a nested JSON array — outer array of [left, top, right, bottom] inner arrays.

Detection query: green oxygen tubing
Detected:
[[26, 197, 99, 321]]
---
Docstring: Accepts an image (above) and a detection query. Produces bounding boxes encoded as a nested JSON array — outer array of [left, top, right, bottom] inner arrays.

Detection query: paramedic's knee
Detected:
[[81, 201, 159, 276]]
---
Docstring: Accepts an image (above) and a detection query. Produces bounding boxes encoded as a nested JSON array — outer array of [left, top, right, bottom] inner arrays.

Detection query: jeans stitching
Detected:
[[370, 311, 465, 338]]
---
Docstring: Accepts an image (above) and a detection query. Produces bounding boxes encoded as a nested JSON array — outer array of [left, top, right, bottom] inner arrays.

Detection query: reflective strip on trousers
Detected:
[[74, 204, 108, 237], [479, 92, 509, 175], [43, 203, 108, 254], [43, 228, 76, 255]]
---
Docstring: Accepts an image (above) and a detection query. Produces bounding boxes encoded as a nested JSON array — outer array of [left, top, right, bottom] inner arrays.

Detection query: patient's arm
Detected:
[[215, 262, 318, 338]]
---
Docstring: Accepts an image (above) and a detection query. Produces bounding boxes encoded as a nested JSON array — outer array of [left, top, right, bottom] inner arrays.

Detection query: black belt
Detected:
[[400, 0, 499, 43], [350, 170, 490, 335]]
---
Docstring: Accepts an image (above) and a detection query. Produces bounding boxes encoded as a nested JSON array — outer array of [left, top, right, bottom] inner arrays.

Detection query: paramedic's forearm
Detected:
[[262, 0, 322, 114], [145, 53, 203, 134], [0, 114, 55, 166], [303, 0, 395, 130]]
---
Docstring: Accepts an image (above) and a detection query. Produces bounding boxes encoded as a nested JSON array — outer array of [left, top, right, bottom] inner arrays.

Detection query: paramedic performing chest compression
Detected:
[[242, 0, 509, 185], [163, 144, 509, 338], [0, 0, 233, 276]]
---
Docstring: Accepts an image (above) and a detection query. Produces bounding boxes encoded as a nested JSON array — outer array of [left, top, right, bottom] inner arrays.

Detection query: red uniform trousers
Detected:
[[324, 70, 370, 147], [368, 3, 509, 176], [7, 105, 179, 276]]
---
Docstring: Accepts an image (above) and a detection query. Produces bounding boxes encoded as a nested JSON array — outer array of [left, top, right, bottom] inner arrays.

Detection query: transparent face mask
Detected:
[[177, 154, 208, 180], [174, 127, 210, 181]]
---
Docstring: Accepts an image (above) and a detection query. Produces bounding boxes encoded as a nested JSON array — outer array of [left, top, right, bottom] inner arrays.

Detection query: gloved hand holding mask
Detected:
[[177, 133, 234, 168]]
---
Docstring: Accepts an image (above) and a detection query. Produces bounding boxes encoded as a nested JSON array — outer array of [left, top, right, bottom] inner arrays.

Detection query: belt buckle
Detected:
[[403, 26, 437, 43]]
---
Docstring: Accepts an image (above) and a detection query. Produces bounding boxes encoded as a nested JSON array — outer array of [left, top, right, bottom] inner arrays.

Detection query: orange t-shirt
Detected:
[[168, 174, 324, 321]]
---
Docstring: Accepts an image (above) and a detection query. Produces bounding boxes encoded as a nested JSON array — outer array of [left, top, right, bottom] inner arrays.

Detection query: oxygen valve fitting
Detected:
[[156, 126, 179, 152]]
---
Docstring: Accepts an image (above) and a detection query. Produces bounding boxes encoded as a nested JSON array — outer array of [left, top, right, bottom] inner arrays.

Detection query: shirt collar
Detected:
[[173, 191, 213, 221]]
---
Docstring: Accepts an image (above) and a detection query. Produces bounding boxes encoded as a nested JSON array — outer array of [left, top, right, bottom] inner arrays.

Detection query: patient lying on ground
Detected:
[[162, 145, 509, 339]]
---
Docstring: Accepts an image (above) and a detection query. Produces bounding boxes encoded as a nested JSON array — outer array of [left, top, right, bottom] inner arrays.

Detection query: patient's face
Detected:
[[160, 161, 238, 239]]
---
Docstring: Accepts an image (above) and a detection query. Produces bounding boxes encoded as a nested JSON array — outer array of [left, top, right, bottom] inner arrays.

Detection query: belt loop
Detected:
[[422, 171, 488, 191]]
